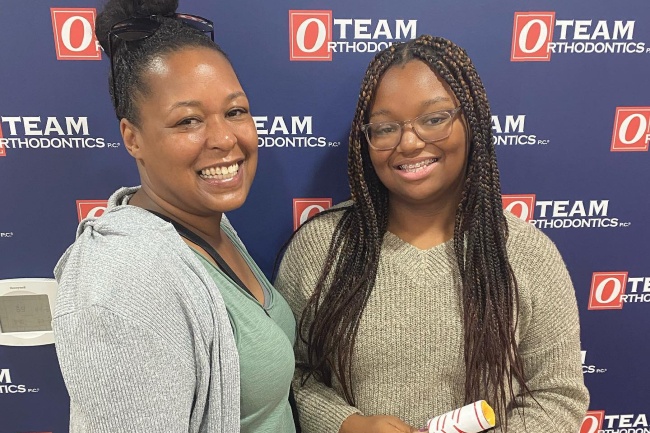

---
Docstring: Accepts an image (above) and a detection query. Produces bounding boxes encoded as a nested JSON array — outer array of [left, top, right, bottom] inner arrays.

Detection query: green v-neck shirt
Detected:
[[192, 222, 296, 433]]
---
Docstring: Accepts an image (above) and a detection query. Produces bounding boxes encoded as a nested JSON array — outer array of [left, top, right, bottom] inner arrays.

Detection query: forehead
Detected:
[[140, 47, 241, 99], [371, 60, 456, 112], [145, 46, 235, 82]]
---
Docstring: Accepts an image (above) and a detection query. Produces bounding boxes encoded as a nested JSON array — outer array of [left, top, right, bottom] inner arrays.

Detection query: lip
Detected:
[[392, 156, 440, 181], [198, 160, 245, 188], [197, 159, 244, 173], [392, 155, 440, 169]]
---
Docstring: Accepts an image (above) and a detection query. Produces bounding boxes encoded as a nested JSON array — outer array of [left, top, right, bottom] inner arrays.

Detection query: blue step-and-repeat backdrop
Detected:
[[1, 1, 648, 432]]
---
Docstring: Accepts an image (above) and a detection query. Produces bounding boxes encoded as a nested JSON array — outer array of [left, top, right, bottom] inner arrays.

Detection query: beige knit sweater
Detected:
[[275, 207, 589, 433]]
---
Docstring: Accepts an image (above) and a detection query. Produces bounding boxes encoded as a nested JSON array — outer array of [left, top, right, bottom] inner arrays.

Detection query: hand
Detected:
[[340, 413, 417, 433]]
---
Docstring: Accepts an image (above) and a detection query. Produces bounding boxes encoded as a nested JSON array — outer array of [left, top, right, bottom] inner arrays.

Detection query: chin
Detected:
[[211, 194, 249, 213]]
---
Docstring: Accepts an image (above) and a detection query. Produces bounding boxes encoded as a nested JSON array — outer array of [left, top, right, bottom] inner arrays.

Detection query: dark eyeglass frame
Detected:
[[360, 106, 462, 151], [107, 13, 214, 118]]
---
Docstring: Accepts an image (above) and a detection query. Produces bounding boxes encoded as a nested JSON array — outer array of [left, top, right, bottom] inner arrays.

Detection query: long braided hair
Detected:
[[295, 35, 529, 428]]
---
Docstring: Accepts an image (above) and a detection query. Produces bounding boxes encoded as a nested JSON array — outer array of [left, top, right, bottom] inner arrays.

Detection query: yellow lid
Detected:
[[481, 400, 496, 427]]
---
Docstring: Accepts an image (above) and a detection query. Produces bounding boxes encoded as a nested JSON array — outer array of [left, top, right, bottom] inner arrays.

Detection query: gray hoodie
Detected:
[[53, 186, 240, 433]]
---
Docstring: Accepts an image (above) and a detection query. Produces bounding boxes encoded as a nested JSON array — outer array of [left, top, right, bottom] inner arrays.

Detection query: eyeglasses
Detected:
[[107, 13, 214, 117], [361, 107, 462, 151]]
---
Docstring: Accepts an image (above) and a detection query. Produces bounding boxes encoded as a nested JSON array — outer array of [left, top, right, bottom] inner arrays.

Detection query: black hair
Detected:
[[95, 0, 227, 122]]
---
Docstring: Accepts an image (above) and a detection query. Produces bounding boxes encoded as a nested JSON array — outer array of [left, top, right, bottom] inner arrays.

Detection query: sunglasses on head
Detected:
[[107, 13, 214, 118]]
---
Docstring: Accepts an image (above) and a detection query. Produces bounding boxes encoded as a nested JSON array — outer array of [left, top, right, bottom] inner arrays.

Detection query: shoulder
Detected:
[[503, 210, 564, 267], [66, 204, 184, 270], [503, 210, 576, 312], [275, 201, 351, 304], [295, 199, 352, 244], [54, 204, 201, 318], [285, 200, 351, 263]]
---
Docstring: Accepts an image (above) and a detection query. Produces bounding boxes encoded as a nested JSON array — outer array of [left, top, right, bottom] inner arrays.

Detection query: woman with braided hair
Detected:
[[275, 35, 588, 433]]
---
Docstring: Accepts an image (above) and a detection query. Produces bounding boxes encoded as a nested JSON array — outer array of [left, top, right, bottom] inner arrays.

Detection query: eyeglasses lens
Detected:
[[176, 14, 213, 33], [111, 18, 160, 42], [365, 111, 454, 150]]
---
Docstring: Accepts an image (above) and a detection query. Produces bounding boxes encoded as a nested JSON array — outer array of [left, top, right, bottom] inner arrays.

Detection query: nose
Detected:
[[396, 122, 425, 153], [206, 116, 237, 151]]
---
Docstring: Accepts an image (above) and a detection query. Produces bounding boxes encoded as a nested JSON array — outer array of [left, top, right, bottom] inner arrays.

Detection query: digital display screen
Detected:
[[0, 295, 52, 333]]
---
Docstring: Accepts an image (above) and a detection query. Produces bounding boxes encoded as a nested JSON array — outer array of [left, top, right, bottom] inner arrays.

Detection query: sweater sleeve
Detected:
[[275, 212, 361, 433], [53, 305, 196, 433], [498, 222, 590, 432]]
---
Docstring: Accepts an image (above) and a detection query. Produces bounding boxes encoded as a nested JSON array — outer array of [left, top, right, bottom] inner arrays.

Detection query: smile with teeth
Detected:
[[199, 162, 240, 180], [397, 158, 439, 173]]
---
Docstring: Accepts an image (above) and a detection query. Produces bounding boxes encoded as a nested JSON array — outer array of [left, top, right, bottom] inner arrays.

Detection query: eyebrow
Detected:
[[227, 91, 247, 101], [369, 96, 452, 119], [167, 91, 247, 113]]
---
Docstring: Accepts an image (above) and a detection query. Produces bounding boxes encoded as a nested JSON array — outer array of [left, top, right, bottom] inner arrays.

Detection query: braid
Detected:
[[290, 45, 395, 404], [413, 36, 529, 428], [292, 35, 530, 428]]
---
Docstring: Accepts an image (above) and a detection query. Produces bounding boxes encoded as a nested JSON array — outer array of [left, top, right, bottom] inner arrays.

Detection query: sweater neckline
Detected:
[[384, 229, 455, 253], [382, 230, 457, 275]]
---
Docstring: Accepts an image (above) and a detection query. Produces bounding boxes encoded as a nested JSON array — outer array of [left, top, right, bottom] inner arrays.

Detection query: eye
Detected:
[[420, 113, 449, 127], [226, 107, 249, 118], [371, 123, 399, 136], [176, 117, 201, 127]]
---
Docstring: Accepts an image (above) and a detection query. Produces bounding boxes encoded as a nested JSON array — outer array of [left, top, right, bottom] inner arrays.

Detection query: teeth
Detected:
[[398, 158, 438, 172], [199, 163, 239, 180]]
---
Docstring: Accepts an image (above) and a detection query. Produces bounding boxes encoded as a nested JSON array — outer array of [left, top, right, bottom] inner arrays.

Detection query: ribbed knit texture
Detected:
[[53, 187, 240, 433], [276, 207, 589, 433]]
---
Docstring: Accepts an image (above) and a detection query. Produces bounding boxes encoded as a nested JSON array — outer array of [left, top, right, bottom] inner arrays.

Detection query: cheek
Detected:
[[237, 122, 259, 153], [445, 127, 469, 165], [175, 132, 206, 152], [368, 150, 389, 174], [247, 143, 259, 164], [367, 150, 395, 190], [457, 121, 470, 158], [137, 130, 170, 163]]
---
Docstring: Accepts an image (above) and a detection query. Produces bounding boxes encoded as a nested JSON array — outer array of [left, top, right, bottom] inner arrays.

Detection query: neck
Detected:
[[387, 195, 459, 249], [129, 186, 224, 242]]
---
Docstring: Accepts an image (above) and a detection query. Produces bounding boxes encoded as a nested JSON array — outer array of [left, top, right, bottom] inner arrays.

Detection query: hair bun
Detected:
[[95, 0, 179, 53]]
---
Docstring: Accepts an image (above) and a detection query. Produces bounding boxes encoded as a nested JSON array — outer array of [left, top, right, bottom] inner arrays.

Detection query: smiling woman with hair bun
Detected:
[[52, 0, 299, 432]]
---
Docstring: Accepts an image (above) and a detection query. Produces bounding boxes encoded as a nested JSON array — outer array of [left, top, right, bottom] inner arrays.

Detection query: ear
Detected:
[[121, 118, 143, 159]]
